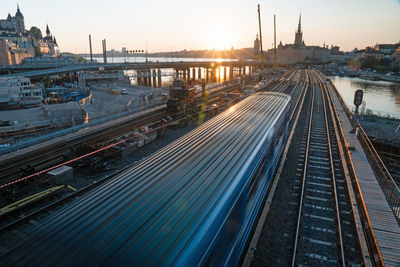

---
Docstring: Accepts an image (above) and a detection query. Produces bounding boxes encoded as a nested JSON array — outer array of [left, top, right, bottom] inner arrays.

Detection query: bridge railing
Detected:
[[0, 100, 167, 155], [328, 79, 400, 226], [356, 122, 400, 224]]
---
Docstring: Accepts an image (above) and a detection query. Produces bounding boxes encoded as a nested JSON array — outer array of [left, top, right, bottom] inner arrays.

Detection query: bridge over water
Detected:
[[0, 60, 265, 78]]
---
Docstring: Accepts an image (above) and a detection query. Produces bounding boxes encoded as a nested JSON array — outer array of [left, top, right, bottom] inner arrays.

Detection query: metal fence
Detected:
[[356, 122, 400, 224]]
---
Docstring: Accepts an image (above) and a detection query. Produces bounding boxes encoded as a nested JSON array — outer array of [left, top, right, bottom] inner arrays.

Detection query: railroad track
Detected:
[[0, 108, 167, 184], [247, 69, 365, 266], [291, 71, 363, 265]]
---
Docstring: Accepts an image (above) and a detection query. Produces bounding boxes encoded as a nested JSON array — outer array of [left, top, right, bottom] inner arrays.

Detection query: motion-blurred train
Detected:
[[4, 92, 291, 266]]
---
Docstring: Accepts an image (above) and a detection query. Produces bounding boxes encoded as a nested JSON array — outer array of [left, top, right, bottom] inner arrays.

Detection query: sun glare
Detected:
[[207, 26, 233, 50]]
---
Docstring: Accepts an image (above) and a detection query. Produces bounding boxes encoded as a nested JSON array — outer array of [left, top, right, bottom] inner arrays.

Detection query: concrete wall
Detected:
[[0, 39, 12, 65]]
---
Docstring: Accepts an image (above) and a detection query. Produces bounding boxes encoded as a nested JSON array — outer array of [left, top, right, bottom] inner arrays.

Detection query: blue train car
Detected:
[[4, 92, 291, 266]]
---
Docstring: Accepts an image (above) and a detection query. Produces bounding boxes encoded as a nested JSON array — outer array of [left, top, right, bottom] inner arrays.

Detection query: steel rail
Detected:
[[291, 71, 315, 266], [314, 69, 369, 265], [316, 69, 384, 266], [319, 72, 346, 266]]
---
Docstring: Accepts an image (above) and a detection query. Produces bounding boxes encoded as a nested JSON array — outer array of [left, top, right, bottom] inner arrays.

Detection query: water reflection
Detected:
[[330, 76, 400, 118]]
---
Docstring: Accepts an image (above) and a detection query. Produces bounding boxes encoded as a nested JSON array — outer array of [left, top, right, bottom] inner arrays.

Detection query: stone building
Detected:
[[0, 5, 59, 65], [267, 14, 331, 64], [0, 5, 25, 34], [40, 24, 59, 56]]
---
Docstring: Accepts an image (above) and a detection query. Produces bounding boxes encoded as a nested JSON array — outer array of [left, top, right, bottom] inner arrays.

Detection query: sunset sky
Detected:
[[2, 0, 400, 53]]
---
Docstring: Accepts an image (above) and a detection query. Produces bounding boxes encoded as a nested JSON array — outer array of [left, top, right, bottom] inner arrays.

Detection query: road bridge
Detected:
[[0, 60, 262, 78]]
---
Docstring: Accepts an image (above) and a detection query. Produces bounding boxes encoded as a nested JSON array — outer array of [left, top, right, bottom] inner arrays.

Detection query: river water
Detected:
[[330, 76, 400, 119]]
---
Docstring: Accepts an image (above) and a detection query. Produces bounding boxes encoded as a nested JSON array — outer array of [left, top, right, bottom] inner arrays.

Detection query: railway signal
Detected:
[[354, 89, 363, 114]]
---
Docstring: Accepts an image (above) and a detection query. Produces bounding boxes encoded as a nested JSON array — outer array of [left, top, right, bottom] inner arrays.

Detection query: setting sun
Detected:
[[207, 25, 233, 50]]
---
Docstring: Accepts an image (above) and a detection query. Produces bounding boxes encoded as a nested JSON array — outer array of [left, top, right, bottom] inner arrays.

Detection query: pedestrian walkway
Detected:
[[328, 82, 400, 267]]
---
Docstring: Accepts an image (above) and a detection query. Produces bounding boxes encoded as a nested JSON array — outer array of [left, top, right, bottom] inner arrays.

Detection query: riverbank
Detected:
[[357, 114, 400, 145]]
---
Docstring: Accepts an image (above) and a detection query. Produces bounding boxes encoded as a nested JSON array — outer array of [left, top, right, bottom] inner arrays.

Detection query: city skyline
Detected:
[[2, 0, 400, 54]]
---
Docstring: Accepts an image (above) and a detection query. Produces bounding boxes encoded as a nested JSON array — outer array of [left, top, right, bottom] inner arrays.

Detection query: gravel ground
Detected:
[[250, 86, 312, 266]]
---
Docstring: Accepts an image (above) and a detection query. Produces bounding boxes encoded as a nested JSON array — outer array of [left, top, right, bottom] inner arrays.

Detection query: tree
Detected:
[[361, 56, 379, 69], [349, 58, 361, 69], [34, 46, 42, 57], [29, 26, 42, 40]]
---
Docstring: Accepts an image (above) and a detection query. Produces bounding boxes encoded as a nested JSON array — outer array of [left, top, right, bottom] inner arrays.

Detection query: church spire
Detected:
[[16, 3, 23, 17], [46, 24, 50, 36], [294, 13, 303, 48], [298, 13, 302, 33]]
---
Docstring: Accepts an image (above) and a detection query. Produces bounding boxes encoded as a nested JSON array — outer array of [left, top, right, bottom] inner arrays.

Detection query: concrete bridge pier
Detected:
[[206, 68, 209, 83], [137, 70, 141, 85], [145, 70, 149, 86], [229, 67, 233, 80], [223, 67, 226, 82], [187, 68, 190, 81], [175, 69, 179, 79], [146, 70, 150, 86], [198, 68, 201, 80], [239, 67, 242, 76], [183, 69, 187, 80], [212, 68, 216, 82], [157, 69, 162, 87], [192, 68, 196, 81], [152, 69, 157, 87], [144, 70, 148, 86], [141, 71, 146, 86], [148, 70, 152, 87]]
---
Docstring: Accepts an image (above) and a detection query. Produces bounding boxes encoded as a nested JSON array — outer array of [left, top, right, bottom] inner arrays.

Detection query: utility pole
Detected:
[[89, 34, 93, 63], [274, 15, 277, 68], [257, 4, 264, 77], [102, 39, 107, 64]]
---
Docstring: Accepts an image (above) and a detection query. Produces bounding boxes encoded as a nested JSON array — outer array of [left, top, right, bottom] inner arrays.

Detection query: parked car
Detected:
[[121, 89, 128, 95]]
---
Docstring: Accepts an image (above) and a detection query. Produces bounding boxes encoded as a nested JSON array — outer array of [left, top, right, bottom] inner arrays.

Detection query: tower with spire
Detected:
[[254, 34, 260, 55], [0, 4, 25, 34], [14, 4, 25, 34], [294, 14, 303, 48], [46, 24, 51, 37]]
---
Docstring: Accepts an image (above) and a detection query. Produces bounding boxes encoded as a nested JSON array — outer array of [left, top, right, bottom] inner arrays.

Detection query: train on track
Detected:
[[4, 92, 291, 266]]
